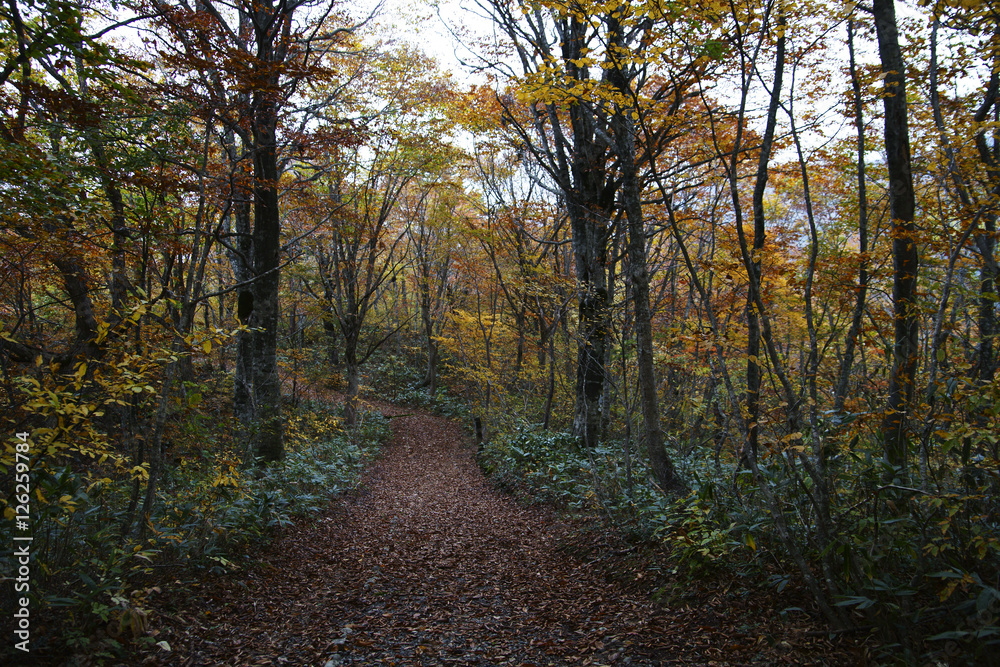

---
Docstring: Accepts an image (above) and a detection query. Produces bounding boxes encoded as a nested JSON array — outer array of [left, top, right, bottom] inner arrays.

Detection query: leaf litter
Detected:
[[141, 402, 867, 665]]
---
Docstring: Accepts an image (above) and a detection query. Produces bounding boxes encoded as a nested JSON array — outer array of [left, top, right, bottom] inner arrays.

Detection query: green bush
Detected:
[[479, 430, 761, 570]]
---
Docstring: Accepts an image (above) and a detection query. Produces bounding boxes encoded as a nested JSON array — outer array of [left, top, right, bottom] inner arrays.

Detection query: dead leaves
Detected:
[[138, 402, 860, 666]]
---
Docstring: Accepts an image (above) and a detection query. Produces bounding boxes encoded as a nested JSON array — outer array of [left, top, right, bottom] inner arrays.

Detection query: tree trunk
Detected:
[[743, 13, 785, 462], [973, 72, 1000, 384], [573, 280, 608, 448], [569, 141, 613, 450], [220, 101, 255, 440], [74, 53, 131, 317], [250, 21, 284, 463], [975, 219, 998, 383], [487, 6, 615, 447], [424, 341, 439, 397], [833, 18, 871, 414], [874, 0, 918, 470], [608, 15, 681, 492], [418, 262, 439, 396], [542, 332, 556, 430], [53, 256, 101, 362], [323, 310, 341, 366]]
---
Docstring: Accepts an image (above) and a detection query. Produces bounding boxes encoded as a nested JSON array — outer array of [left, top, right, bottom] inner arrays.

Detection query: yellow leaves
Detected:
[[58, 494, 78, 513], [96, 320, 113, 344], [924, 0, 988, 9], [285, 412, 343, 452], [781, 430, 806, 454], [938, 577, 962, 602], [517, 70, 594, 108], [0, 331, 22, 345], [188, 327, 233, 359], [211, 463, 240, 489], [13, 363, 137, 473], [87, 477, 114, 492]]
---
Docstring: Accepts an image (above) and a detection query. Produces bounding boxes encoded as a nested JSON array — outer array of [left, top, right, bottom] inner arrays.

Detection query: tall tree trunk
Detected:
[[249, 11, 284, 463], [220, 95, 255, 440], [975, 218, 998, 383], [233, 224, 255, 439], [542, 332, 556, 430], [573, 272, 608, 449], [424, 342, 439, 397], [623, 146, 679, 491], [74, 52, 131, 316], [323, 307, 341, 366], [608, 15, 680, 491], [744, 11, 785, 462], [52, 256, 101, 362], [874, 0, 918, 470], [973, 72, 1000, 383], [834, 18, 871, 414], [600, 226, 620, 440], [487, 6, 614, 447]]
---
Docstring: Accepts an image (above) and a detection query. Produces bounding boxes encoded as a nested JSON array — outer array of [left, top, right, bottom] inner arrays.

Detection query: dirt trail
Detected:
[[156, 406, 844, 666]]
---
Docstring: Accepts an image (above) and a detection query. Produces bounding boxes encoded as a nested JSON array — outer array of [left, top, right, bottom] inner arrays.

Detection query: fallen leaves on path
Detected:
[[145, 404, 863, 666]]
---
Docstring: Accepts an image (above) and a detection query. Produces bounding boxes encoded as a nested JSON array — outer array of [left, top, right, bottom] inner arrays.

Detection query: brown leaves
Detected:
[[140, 401, 861, 666]]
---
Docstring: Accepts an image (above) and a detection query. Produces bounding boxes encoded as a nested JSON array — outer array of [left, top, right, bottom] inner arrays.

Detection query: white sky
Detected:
[[356, 0, 494, 83]]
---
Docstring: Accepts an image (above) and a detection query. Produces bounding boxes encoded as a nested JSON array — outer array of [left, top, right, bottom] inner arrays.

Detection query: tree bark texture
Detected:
[[834, 18, 871, 414], [874, 0, 919, 469], [249, 0, 288, 463], [564, 15, 613, 449], [607, 14, 681, 492], [745, 12, 785, 461]]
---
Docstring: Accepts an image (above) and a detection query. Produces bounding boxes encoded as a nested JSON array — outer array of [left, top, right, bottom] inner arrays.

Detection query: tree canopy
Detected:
[[2, 0, 999, 662]]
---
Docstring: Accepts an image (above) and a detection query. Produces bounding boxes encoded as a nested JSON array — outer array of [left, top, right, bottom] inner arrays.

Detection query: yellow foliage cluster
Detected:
[[285, 411, 343, 452]]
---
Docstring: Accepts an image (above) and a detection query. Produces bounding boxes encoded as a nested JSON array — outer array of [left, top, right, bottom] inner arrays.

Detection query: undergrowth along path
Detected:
[[156, 403, 853, 666]]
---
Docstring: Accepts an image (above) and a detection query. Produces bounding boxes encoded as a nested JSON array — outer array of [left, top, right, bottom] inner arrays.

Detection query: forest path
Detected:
[[156, 402, 837, 666]]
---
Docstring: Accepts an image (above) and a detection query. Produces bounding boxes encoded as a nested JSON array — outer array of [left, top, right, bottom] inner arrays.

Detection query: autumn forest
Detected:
[[1, 0, 999, 663]]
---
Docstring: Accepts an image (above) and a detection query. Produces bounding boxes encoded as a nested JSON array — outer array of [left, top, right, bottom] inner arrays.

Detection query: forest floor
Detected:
[[141, 401, 868, 666]]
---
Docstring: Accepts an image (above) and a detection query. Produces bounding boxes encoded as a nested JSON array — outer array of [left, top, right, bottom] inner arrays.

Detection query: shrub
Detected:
[[0, 389, 391, 664]]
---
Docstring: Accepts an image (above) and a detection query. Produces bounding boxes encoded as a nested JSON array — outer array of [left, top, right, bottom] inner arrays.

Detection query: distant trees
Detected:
[[149, 0, 358, 460], [309, 47, 460, 424], [481, 0, 618, 450], [478, 0, 712, 491], [407, 179, 462, 398]]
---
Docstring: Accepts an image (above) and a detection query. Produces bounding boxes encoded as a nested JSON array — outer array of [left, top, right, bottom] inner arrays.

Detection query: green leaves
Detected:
[[698, 38, 726, 61]]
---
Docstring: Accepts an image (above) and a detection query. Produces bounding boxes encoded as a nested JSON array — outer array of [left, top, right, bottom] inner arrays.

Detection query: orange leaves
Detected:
[[454, 85, 505, 134]]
